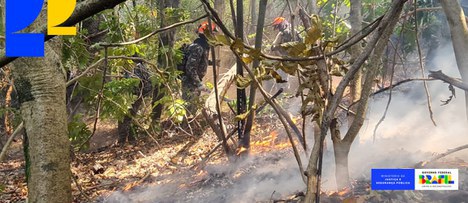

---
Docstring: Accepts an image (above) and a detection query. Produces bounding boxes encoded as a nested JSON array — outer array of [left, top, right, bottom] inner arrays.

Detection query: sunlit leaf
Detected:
[[242, 56, 253, 64], [280, 42, 307, 57], [236, 74, 251, 89], [305, 14, 323, 45], [278, 62, 299, 75], [235, 110, 251, 121]]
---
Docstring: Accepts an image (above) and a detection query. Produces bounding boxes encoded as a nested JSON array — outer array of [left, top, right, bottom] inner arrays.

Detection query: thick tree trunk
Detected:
[[439, 0, 468, 119], [333, 143, 350, 189], [13, 37, 71, 202], [330, 119, 351, 190]]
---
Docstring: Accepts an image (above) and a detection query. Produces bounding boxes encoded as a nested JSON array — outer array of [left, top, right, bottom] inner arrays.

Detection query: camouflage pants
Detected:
[[181, 80, 202, 116], [117, 83, 152, 145]]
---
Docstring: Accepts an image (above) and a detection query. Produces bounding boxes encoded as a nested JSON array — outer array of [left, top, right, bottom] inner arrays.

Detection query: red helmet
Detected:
[[272, 17, 288, 30], [198, 21, 217, 33], [272, 17, 286, 26]]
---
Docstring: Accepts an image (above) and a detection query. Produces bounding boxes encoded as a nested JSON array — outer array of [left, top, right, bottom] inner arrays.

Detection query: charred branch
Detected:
[[429, 70, 468, 91]]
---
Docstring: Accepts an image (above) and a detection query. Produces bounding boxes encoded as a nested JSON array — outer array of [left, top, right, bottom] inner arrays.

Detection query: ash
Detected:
[[103, 149, 306, 203]]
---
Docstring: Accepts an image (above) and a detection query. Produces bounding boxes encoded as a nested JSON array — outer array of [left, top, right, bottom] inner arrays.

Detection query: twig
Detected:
[[0, 122, 24, 162], [373, 15, 407, 142], [200, 0, 381, 62], [201, 109, 231, 156], [414, 0, 437, 126], [206, 12, 230, 155], [66, 56, 164, 87], [194, 88, 285, 170], [371, 78, 435, 96], [72, 173, 92, 202], [78, 47, 109, 151], [98, 15, 208, 47]]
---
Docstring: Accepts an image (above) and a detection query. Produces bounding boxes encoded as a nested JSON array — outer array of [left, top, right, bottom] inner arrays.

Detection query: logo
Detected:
[[415, 169, 458, 190], [372, 168, 459, 191], [371, 169, 415, 190], [6, 0, 77, 57]]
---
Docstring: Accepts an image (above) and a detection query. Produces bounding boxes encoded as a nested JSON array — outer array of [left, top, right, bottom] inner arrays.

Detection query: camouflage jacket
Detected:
[[272, 27, 302, 55], [182, 37, 210, 87], [134, 62, 152, 95]]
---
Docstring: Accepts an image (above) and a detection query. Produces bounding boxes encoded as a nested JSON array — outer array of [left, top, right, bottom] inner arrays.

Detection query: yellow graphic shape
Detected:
[[48, 0, 77, 35]]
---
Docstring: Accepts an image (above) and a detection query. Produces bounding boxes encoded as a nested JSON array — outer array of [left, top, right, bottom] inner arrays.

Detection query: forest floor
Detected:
[[1, 99, 468, 202]]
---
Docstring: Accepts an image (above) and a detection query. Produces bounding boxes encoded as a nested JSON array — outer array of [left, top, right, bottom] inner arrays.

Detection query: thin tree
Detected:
[[244, 0, 268, 149], [236, 0, 248, 149]]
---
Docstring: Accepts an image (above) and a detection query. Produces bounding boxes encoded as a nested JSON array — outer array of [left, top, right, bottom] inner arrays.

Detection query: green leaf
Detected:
[[215, 34, 231, 46], [235, 110, 251, 121], [231, 38, 245, 52]]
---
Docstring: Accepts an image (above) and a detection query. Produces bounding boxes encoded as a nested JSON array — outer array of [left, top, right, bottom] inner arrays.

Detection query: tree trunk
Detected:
[[304, 0, 407, 202], [333, 143, 350, 189], [308, 0, 318, 15], [236, 0, 248, 148], [152, 0, 180, 123], [439, 0, 468, 119], [243, 0, 268, 149], [348, 0, 363, 127], [249, 0, 257, 35], [13, 38, 72, 203]]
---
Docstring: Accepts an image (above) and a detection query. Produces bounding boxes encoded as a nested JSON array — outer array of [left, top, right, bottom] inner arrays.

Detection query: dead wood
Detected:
[[204, 64, 237, 113], [429, 70, 468, 91]]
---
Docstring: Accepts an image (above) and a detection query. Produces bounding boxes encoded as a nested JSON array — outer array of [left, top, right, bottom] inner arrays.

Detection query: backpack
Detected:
[[176, 43, 190, 74], [281, 29, 302, 44]]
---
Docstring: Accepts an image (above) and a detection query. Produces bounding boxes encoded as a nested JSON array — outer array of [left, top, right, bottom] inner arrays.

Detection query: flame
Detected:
[[249, 130, 292, 154]]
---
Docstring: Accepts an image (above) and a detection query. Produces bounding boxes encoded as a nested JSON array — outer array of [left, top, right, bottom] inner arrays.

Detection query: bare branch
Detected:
[[429, 70, 468, 91], [98, 14, 208, 47], [0, 122, 24, 162]]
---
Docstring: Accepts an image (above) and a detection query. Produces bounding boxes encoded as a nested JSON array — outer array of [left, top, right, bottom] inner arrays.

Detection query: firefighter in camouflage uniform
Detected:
[[118, 55, 152, 145], [268, 17, 302, 93], [179, 22, 215, 115]]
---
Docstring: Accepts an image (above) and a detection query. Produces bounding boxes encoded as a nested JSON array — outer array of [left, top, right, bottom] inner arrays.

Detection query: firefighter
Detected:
[[118, 54, 152, 145], [179, 22, 215, 115], [268, 17, 302, 93], [271, 17, 301, 55]]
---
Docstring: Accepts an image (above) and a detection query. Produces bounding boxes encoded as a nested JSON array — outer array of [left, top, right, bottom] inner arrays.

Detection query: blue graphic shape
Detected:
[[371, 169, 415, 190], [6, 0, 45, 57]]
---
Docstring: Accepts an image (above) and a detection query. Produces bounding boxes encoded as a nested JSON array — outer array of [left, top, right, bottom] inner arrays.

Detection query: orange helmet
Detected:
[[272, 17, 289, 31], [272, 17, 286, 26], [198, 21, 217, 33]]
